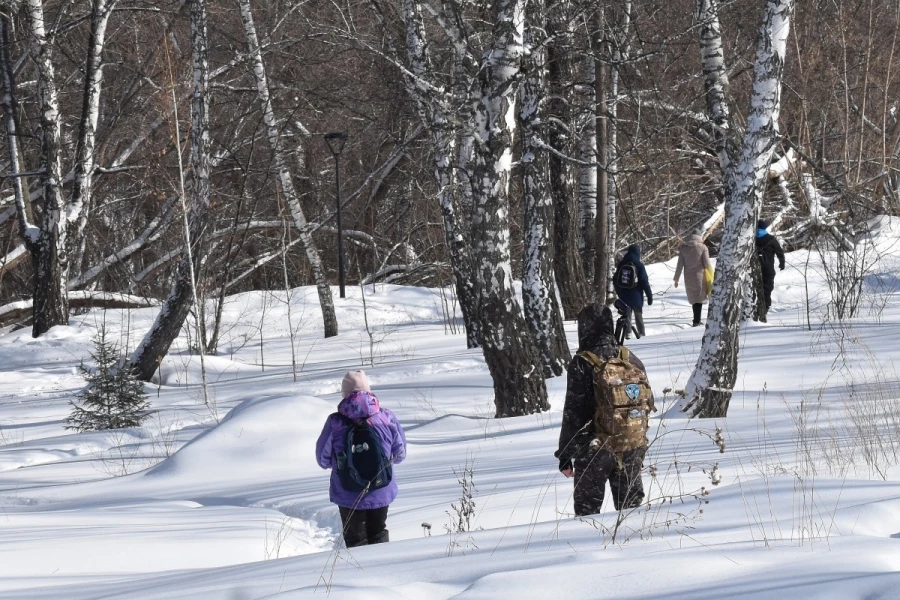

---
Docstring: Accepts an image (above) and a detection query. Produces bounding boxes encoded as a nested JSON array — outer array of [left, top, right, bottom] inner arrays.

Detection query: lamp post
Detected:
[[324, 132, 348, 298]]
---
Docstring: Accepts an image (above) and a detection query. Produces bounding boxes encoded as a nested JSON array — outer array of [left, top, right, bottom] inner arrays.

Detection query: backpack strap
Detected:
[[335, 413, 358, 427], [576, 350, 607, 371], [618, 346, 630, 362]]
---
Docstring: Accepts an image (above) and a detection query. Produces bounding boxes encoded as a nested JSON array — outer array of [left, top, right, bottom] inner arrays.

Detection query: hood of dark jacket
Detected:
[[577, 303, 616, 351], [338, 390, 381, 420], [622, 243, 642, 265]]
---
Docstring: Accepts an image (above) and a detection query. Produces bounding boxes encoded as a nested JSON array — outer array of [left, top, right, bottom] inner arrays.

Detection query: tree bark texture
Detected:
[[686, 0, 795, 418], [593, 10, 611, 302], [238, 0, 338, 338], [131, 0, 212, 381], [577, 53, 597, 283], [398, 0, 482, 348], [24, 0, 68, 337], [697, 0, 733, 173], [470, 0, 549, 416], [520, 23, 570, 377], [547, 0, 588, 319]]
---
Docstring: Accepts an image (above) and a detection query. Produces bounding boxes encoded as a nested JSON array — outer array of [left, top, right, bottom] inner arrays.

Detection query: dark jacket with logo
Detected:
[[614, 244, 653, 309], [554, 304, 650, 472]]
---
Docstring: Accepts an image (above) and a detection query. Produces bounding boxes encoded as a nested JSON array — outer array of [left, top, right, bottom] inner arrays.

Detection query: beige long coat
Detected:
[[674, 235, 712, 305]]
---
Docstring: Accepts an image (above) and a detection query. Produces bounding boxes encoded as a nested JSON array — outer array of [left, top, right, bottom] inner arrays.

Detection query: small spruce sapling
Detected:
[[67, 327, 150, 431]]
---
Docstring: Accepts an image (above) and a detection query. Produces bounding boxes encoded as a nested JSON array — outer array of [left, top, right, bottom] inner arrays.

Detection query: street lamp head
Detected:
[[324, 132, 348, 157]]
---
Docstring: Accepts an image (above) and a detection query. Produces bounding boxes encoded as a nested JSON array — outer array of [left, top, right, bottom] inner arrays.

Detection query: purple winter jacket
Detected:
[[315, 390, 407, 509]]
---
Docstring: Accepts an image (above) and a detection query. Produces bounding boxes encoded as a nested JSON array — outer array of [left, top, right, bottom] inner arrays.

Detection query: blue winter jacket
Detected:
[[614, 244, 653, 309]]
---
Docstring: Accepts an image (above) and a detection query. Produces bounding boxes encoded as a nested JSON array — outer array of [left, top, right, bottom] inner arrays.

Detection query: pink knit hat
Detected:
[[341, 370, 371, 397]]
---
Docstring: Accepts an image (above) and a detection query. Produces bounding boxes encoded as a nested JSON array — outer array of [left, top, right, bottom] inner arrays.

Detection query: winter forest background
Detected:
[[5, 2, 900, 598], [3, 0, 896, 417]]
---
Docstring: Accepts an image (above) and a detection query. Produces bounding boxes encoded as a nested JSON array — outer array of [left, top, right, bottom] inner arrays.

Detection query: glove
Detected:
[[779, 264, 785, 271], [673, 280, 679, 288], [647, 295, 653, 306]]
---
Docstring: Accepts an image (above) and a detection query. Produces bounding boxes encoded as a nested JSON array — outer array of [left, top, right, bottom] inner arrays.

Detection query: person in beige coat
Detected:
[[673, 233, 712, 326]]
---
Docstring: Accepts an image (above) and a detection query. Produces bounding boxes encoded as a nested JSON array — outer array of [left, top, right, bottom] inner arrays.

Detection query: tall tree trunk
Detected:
[[577, 53, 597, 283], [0, 15, 33, 242], [697, 0, 733, 172], [131, 0, 212, 381], [520, 20, 570, 377], [237, 0, 338, 338], [24, 0, 68, 337], [548, 0, 588, 319], [592, 9, 611, 302], [70, 0, 119, 273], [396, 0, 481, 348], [470, 0, 548, 416], [685, 0, 795, 418]]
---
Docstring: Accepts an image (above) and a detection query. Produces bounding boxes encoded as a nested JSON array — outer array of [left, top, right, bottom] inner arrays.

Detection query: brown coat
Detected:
[[674, 235, 712, 305]]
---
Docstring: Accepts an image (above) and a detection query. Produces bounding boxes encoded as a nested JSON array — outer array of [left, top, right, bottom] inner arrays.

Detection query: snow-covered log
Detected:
[[0, 291, 156, 328]]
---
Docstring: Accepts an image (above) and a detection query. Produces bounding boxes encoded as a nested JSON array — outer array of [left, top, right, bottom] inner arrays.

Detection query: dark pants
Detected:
[[624, 306, 645, 338], [338, 505, 389, 548], [572, 448, 645, 516], [762, 274, 775, 311], [692, 303, 703, 325]]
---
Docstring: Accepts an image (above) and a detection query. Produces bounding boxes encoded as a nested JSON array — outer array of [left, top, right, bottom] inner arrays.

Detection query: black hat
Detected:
[[757, 219, 768, 230]]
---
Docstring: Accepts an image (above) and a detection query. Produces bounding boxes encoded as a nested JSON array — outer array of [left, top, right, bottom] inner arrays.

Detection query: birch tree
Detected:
[[469, 0, 549, 416], [392, 0, 482, 348], [685, 0, 795, 418], [237, 0, 338, 339], [21, 0, 67, 337], [520, 16, 570, 377], [131, 0, 212, 381], [4, 0, 118, 337]]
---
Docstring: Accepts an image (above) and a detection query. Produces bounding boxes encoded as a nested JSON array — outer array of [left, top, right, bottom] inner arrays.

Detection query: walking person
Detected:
[[673, 231, 713, 327], [316, 370, 407, 548], [755, 219, 786, 316], [613, 244, 653, 338], [555, 303, 655, 516]]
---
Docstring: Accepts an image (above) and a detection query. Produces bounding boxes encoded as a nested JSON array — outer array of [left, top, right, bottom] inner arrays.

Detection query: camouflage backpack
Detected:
[[577, 347, 655, 454]]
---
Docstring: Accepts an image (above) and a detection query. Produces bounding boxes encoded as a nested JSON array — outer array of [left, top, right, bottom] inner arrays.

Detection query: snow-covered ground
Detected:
[[2, 217, 900, 599]]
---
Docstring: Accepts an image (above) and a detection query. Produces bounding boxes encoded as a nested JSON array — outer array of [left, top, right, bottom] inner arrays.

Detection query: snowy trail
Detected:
[[3, 222, 900, 597]]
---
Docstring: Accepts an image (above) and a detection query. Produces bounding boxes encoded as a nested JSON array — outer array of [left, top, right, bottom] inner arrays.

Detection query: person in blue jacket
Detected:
[[613, 244, 653, 338]]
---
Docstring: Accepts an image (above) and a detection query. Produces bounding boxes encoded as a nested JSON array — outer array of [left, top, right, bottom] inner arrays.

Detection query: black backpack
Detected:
[[615, 262, 639, 289], [335, 414, 393, 492]]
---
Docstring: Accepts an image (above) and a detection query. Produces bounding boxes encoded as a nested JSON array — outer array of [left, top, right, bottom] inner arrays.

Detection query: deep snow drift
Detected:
[[2, 217, 900, 598]]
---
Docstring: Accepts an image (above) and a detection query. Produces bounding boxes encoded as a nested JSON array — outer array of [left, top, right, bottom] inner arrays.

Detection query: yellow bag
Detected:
[[704, 266, 714, 296]]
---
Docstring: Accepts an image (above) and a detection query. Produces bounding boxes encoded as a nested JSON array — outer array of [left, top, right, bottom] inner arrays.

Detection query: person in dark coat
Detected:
[[555, 303, 650, 516], [755, 219, 786, 314], [613, 244, 653, 337]]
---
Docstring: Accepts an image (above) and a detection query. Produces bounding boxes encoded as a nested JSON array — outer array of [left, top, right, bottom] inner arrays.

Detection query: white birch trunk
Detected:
[[697, 0, 732, 173], [469, 0, 549, 416], [70, 0, 119, 271], [24, 0, 68, 337], [520, 24, 569, 378], [238, 0, 338, 338], [577, 53, 597, 282], [399, 0, 481, 348], [685, 0, 795, 418], [0, 15, 35, 244]]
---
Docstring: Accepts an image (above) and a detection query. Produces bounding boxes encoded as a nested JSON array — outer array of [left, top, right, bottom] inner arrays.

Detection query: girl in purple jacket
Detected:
[[315, 370, 407, 547]]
